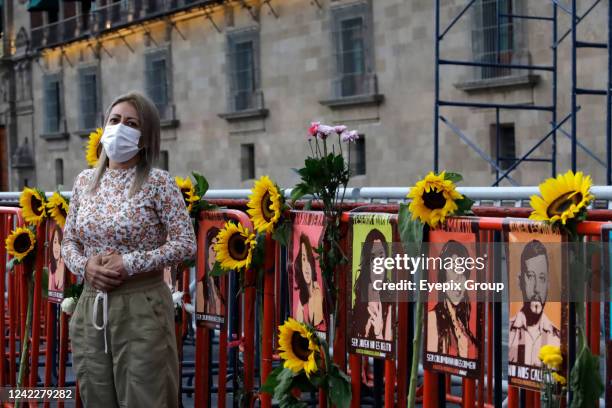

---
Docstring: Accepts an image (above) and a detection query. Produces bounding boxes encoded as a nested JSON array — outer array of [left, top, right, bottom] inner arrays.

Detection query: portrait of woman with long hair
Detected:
[[204, 227, 223, 316], [49, 224, 65, 293], [293, 233, 324, 329], [426, 240, 478, 358], [352, 228, 393, 341]]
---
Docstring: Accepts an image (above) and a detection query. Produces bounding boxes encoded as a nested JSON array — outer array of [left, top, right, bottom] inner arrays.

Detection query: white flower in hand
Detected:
[[172, 291, 184, 308], [61, 297, 77, 315]]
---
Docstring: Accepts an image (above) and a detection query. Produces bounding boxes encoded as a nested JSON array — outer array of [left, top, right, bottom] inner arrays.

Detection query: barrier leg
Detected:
[[244, 270, 256, 407], [194, 327, 209, 408], [260, 235, 275, 407], [29, 225, 45, 387], [463, 378, 475, 408], [507, 386, 519, 408], [349, 354, 361, 408], [423, 369, 439, 408], [43, 303, 54, 408], [384, 360, 395, 408], [58, 310, 68, 408]]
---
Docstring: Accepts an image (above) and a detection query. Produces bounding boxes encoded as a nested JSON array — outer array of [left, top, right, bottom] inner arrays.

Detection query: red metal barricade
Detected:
[[0, 200, 609, 407]]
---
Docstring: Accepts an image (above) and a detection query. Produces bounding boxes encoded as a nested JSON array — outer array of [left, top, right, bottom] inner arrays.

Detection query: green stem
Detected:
[[16, 272, 34, 408], [407, 296, 424, 408]]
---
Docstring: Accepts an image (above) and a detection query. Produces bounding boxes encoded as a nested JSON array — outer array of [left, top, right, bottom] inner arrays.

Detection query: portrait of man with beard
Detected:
[[508, 239, 561, 366]]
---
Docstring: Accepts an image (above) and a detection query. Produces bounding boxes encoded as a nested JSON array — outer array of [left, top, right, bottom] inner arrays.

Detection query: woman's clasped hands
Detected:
[[84, 250, 129, 291]]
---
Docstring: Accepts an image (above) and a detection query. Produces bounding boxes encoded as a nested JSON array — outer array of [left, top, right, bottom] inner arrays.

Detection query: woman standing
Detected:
[[62, 91, 196, 408]]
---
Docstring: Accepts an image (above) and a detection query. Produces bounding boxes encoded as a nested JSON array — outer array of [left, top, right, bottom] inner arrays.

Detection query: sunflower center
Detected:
[[13, 234, 31, 253], [546, 191, 583, 217], [261, 191, 274, 222], [423, 188, 446, 210], [181, 189, 190, 202], [228, 233, 248, 261], [30, 196, 43, 216], [291, 332, 311, 362]]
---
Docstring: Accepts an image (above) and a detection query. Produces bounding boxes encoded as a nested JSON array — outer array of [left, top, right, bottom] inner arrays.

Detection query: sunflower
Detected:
[[86, 128, 103, 167], [5, 227, 36, 262], [529, 170, 594, 225], [19, 187, 47, 226], [538, 344, 563, 371], [277, 318, 319, 378], [46, 192, 69, 228], [552, 372, 567, 386], [408, 171, 463, 228], [247, 176, 282, 233], [214, 222, 256, 271], [175, 176, 200, 213]]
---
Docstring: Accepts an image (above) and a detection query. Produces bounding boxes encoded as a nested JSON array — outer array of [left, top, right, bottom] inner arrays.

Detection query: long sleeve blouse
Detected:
[[61, 166, 197, 277]]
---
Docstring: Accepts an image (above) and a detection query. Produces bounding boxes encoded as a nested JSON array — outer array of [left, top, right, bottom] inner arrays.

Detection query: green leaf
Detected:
[[444, 172, 463, 183], [249, 234, 266, 271], [274, 368, 296, 398], [569, 331, 604, 408], [192, 172, 209, 197], [6, 258, 16, 272], [41, 267, 49, 299], [455, 196, 475, 215], [210, 261, 228, 277], [290, 184, 310, 202], [261, 366, 284, 394], [304, 199, 313, 211], [272, 222, 291, 247], [327, 365, 352, 408], [398, 203, 424, 257]]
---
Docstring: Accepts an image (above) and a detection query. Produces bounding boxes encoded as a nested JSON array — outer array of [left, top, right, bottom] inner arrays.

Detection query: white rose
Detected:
[[172, 291, 184, 308], [61, 297, 77, 315]]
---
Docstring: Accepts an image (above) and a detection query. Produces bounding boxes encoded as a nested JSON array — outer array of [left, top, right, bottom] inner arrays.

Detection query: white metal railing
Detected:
[[1, 186, 612, 208]]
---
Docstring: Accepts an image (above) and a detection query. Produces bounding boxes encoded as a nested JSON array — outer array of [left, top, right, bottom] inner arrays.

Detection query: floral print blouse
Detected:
[[61, 166, 197, 277]]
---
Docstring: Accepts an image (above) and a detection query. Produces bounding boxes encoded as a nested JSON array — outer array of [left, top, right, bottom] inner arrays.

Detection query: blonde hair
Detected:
[[87, 91, 161, 198]]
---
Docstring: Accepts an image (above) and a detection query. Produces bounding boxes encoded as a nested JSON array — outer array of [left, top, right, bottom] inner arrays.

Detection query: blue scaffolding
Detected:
[[434, 0, 612, 186]]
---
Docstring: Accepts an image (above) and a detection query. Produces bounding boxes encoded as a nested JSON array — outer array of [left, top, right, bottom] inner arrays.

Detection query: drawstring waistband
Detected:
[[84, 269, 164, 354], [92, 290, 109, 353]]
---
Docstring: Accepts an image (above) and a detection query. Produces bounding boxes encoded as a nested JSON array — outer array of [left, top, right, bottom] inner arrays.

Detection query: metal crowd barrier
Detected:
[[0, 186, 611, 407]]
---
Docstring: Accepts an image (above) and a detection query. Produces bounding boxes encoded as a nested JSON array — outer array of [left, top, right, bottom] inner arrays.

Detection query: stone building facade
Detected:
[[0, 0, 610, 192]]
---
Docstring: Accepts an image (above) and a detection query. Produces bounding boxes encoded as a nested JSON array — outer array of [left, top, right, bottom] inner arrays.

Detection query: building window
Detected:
[[159, 150, 169, 171], [473, 0, 515, 79], [349, 136, 366, 176], [227, 28, 261, 112], [44, 75, 61, 133], [55, 158, 63, 186], [79, 67, 98, 130], [490, 123, 516, 171], [332, 2, 374, 98], [145, 50, 170, 118], [241, 144, 255, 181]]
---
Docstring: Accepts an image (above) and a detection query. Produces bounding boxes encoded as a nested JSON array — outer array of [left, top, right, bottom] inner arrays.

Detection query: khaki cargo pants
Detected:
[[69, 273, 179, 408]]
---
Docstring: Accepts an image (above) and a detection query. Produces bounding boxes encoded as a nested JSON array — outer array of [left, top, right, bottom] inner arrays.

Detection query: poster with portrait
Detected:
[[47, 219, 66, 303], [423, 218, 484, 378], [288, 211, 328, 339], [195, 211, 228, 329], [347, 213, 396, 359], [504, 220, 567, 391]]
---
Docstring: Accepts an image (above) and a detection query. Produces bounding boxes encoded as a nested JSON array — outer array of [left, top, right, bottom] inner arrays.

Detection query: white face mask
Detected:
[[101, 123, 142, 163]]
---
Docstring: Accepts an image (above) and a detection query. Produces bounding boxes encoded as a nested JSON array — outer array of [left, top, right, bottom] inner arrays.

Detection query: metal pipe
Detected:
[[435, 0, 441, 172], [608, 0, 612, 184]]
